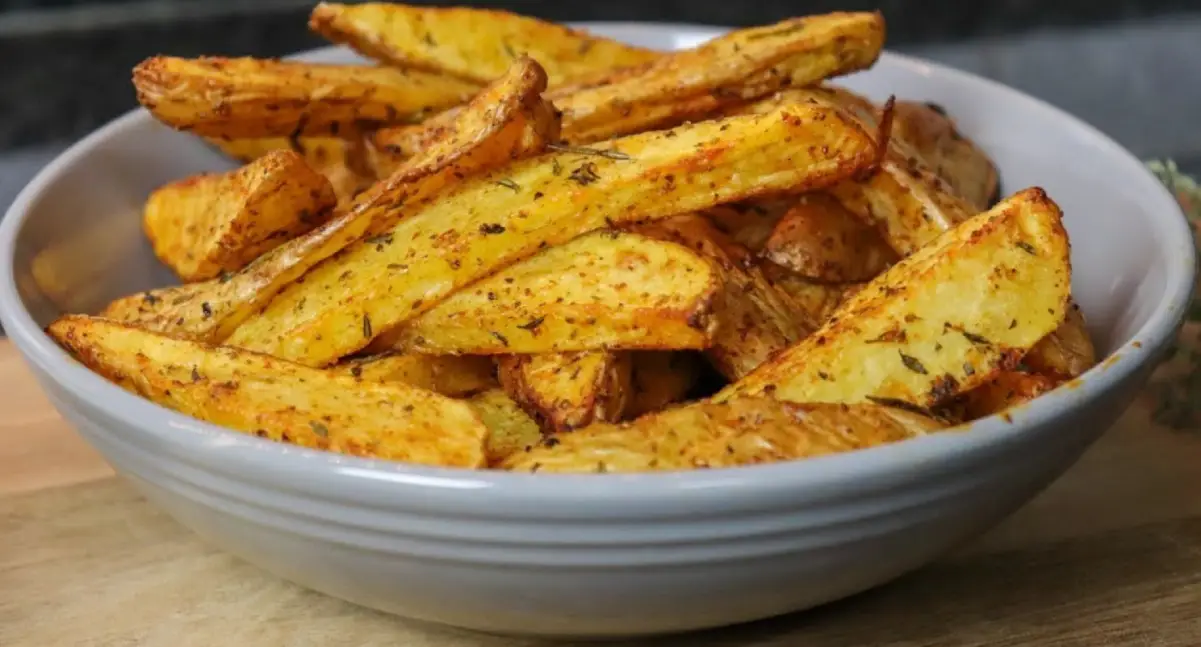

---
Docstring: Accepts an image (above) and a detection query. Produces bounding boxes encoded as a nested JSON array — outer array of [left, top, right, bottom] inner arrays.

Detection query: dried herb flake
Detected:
[[899, 351, 928, 374], [547, 143, 631, 160]]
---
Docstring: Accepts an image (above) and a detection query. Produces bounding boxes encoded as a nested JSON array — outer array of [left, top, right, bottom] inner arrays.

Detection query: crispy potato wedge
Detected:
[[892, 100, 1000, 211], [761, 263, 862, 330], [761, 193, 897, 282], [498, 352, 633, 433], [704, 200, 793, 252], [380, 231, 719, 355], [207, 136, 376, 208], [49, 316, 486, 467], [627, 351, 705, 418], [328, 351, 495, 396], [1024, 301, 1097, 379], [637, 214, 811, 379], [143, 150, 337, 282], [502, 398, 944, 473], [310, 2, 660, 87], [959, 370, 1060, 420], [721, 188, 1072, 408], [228, 102, 879, 366], [550, 13, 884, 144], [133, 56, 478, 138], [104, 59, 557, 343], [469, 388, 545, 466]]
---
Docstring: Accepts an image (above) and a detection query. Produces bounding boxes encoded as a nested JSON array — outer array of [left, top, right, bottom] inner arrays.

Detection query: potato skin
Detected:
[[207, 136, 377, 209], [502, 399, 944, 473], [722, 188, 1072, 409], [133, 56, 478, 138], [468, 389, 545, 466], [891, 100, 1000, 212], [143, 150, 337, 282], [227, 102, 880, 366], [104, 58, 557, 344], [627, 352, 705, 418], [382, 231, 720, 355], [761, 193, 897, 283], [310, 2, 660, 87], [958, 370, 1060, 420], [49, 316, 487, 468], [498, 352, 633, 433], [328, 352, 495, 397]]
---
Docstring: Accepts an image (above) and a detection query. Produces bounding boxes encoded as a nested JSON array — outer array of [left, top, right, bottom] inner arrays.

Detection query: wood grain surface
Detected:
[[3, 336, 1201, 646]]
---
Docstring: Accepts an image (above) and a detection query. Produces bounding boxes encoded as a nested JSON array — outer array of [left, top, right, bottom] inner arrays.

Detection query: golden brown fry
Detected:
[[227, 102, 879, 366], [469, 389, 545, 466], [49, 316, 487, 467], [627, 352, 705, 418], [891, 100, 1000, 211], [310, 2, 660, 87], [143, 150, 337, 283], [327, 352, 495, 396], [207, 136, 376, 208], [105, 58, 557, 343], [704, 200, 793, 252], [958, 371, 1060, 420], [498, 352, 633, 433], [637, 214, 810, 379], [133, 56, 478, 138], [380, 231, 719, 355], [550, 12, 885, 144], [721, 188, 1072, 408], [760, 193, 897, 282], [501, 398, 944, 473]]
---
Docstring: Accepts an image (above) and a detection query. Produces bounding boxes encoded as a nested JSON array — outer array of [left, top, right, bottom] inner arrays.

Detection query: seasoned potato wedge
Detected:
[[637, 214, 811, 379], [310, 2, 660, 87], [891, 100, 1000, 211], [227, 103, 880, 366], [328, 352, 495, 396], [380, 231, 719, 354], [49, 316, 486, 467], [761, 193, 897, 282], [207, 136, 376, 208], [761, 263, 861, 330], [502, 398, 944, 473], [627, 352, 705, 418], [959, 370, 1060, 420], [469, 389, 545, 466], [704, 200, 793, 252], [143, 150, 337, 282], [549, 13, 884, 144], [721, 188, 1072, 408], [1024, 301, 1097, 379], [133, 56, 478, 138], [104, 59, 557, 343], [498, 352, 633, 433]]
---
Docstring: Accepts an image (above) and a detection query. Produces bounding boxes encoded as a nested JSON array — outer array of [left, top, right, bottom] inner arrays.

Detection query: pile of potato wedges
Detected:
[[48, 3, 1096, 473]]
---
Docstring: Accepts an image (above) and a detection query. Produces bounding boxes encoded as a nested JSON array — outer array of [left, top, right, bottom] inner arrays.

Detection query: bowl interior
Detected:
[[2, 25, 1192, 413]]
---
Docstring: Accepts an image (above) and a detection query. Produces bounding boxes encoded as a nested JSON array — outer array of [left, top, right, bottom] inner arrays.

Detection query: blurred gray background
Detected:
[[2, 0, 1201, 211]]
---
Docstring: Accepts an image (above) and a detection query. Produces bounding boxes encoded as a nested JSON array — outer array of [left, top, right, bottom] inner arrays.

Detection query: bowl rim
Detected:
[[0, 25, 1194, 507]]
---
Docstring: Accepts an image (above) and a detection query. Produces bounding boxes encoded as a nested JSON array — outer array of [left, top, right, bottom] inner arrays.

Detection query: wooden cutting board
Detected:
[[4, 336, 1201, 647]]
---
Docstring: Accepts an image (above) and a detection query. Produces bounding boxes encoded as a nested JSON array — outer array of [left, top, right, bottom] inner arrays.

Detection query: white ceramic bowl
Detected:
[[0, 23, 1193, 638]]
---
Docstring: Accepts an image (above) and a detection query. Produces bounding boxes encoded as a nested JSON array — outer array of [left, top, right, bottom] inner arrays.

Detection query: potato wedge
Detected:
[[721, 188, 1072, 408], [891, 100, 1001, 211], [328, 352, 494, 396], [227, 102, 879, 366], [310, 2, 660, 87], [502, 398, 944, 473], [133, 56, 478, 138], [498, 352, 633, 433], [637, 214, 811, 379], [380, 231, 719, 355], [761, 193, 897, 282], [550, 12, 885, 144], [959, 371, 1060, 420], [704, 200, 793, 252], [1024, 301, 1097, 379], [143, 150, 337, 283], [49, 316, 486, 467], [104, 58, 557, 343], [469, 389, 545, 466], [761, 263, 861, 329], [627, 351, 705, 418], [207, 136, 376, 208]]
